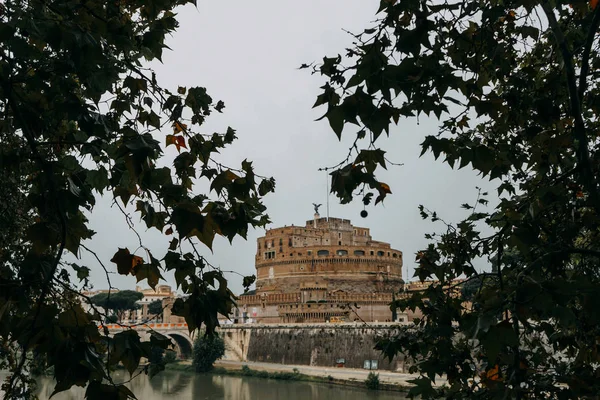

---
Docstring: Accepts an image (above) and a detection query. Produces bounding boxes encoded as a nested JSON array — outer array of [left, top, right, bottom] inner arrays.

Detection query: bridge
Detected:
[[105, 323, 195, 359]]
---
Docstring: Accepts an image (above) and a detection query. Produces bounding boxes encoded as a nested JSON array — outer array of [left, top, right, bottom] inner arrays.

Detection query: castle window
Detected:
[[338, 232, 342, 238], [338, 241, 341, 246], [377, 251, 385, 256], [354, 250, 365, 256], [317, 250, 329, 256], [264, 251, 275, 260], [279, 238, 283, 245], [393, 253, 398, 258], [370, 251, 374, 256], [307, 250, 312, 255], [336, 249, 348, 256], [288, 238, 292, 246], [388, 252, 390, 257], [290, 253, 293, 257]]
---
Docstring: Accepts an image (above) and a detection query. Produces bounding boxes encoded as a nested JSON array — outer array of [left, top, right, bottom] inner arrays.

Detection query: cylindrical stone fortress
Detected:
[[255, 215, 403, 294]]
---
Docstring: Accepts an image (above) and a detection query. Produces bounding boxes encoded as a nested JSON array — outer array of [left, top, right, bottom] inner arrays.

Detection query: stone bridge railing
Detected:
[[104, 323, 194, 358], [104, 322, 189, 331]]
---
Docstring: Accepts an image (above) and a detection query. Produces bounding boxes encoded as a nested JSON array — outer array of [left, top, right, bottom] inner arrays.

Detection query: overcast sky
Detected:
[[80, 0, 495, 294]]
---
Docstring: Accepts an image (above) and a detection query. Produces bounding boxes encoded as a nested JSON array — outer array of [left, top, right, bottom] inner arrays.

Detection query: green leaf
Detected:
[[27, 222, 60, 254], [111, 330, 143, 375], [170, 203, 204, 238], [242, 275, 256, 291], [86, 168, 109, 194], [407, 377, 436, 398], [71, 263, 90, 281], [258, 178, 276, 196], [85, 381, 137, 400], [133, 263, 163, 290], [326, 106, 344, 139]]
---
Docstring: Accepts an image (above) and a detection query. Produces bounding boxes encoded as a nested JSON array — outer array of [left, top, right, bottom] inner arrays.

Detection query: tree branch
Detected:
[[578, 5, 600, 102], [542, 2, 598, 211], [4, 89, 68, 400]]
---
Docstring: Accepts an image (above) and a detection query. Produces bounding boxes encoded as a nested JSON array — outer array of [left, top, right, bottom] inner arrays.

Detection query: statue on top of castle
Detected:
[[312, 203, 322, 215]]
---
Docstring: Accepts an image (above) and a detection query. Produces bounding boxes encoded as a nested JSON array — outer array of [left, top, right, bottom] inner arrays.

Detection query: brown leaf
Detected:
[[172, 121, 187, 134], [131, 255, 144, 269], [485, 364, 501, 381], [110, 248, 134, 275], [110, 248, 144, 275], [175, 136, 187, 150], [380, 182, 392, 194], [375, 182, 392, 205], [166, 135, 187, 152], [166, 134, 176, 147]]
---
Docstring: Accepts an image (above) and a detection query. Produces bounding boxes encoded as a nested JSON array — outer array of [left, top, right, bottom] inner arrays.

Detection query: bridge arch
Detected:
[[167, 332, 193, 359]]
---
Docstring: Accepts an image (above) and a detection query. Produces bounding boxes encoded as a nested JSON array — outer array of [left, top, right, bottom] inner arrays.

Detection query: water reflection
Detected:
[[211, 375, 399, 400], [28, 370, 406, 400]]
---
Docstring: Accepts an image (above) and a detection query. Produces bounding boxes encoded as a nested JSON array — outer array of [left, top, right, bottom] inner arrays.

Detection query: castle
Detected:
[[235, 212, 407, 323]]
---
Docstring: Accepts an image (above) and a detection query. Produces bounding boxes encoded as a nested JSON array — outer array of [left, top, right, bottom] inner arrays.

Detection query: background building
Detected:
[[82, 285, 185, 324], [134, 285, 180, 323]]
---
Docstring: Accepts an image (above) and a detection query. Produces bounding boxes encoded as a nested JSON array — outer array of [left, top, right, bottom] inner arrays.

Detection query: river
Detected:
[[29, 370, 407, 399]]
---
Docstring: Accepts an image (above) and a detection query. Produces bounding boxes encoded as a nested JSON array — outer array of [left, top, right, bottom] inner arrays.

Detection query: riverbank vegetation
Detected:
[[192, 334, 225, 372], [166, 362, 317, 381], [365, 372, 380, 391], [165, 361, 406, 392]]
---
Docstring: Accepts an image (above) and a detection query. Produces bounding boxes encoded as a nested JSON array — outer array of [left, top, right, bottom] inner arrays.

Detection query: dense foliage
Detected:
[[89, 290, 143, 323], [147, 299, 164, 320], [0, 0, 271, 398], [311, 0, 600, 398], [365, 371, 381, 390], [192, 333, 225, 373], [163, 349, 178, 364]]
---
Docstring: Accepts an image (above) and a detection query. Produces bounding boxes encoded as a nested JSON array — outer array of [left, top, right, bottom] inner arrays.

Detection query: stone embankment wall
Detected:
[[218, 323, 408, 372]]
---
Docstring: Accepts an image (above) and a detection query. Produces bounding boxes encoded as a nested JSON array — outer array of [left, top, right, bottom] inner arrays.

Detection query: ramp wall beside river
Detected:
[[219, 324, 408, 372]]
